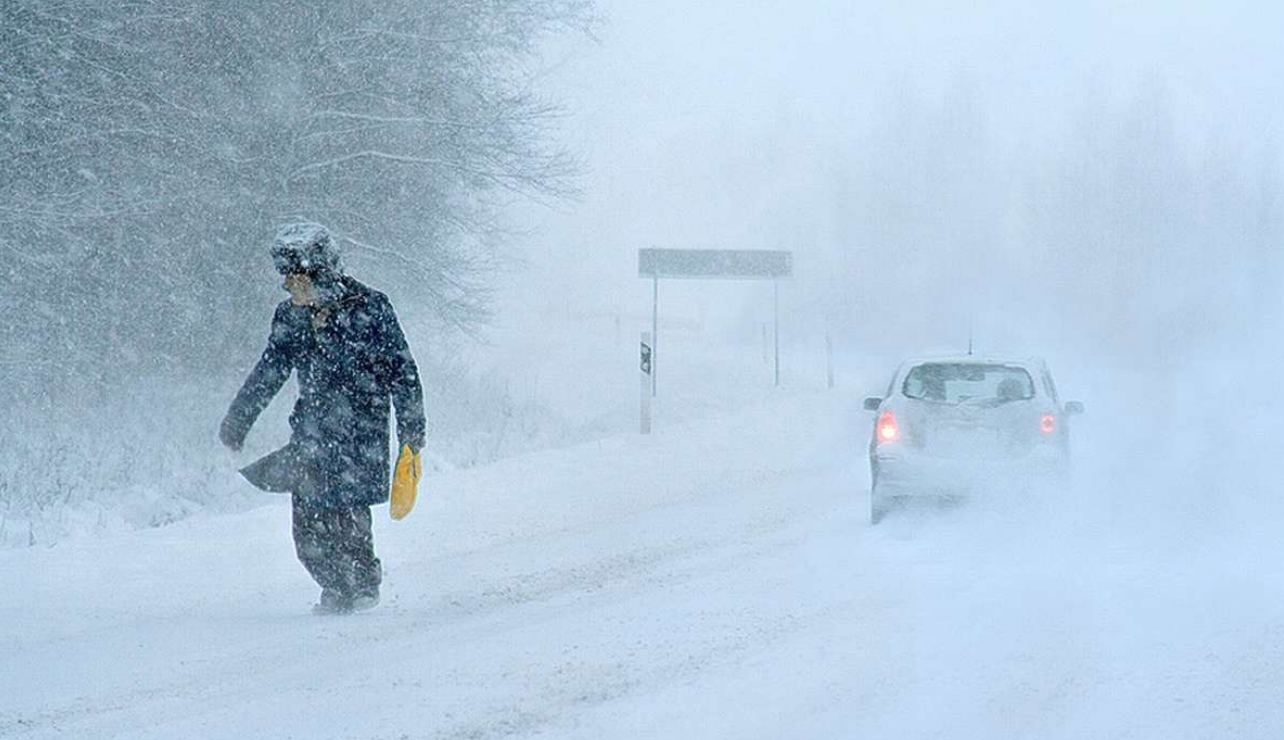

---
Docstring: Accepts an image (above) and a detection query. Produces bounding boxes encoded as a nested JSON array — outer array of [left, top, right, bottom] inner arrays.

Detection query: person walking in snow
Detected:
[[220, 222, 425, 614]]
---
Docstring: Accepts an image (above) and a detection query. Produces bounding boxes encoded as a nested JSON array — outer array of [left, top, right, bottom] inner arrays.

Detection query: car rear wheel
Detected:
[[870, 476, 889, 525]]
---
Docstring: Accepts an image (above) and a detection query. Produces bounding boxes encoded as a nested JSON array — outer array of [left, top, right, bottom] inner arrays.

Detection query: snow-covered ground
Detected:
[[5, 365, 1284, 739]]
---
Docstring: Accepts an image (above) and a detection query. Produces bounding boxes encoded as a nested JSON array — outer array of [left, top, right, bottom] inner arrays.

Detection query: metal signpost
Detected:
[[637, 248, 793, 409]]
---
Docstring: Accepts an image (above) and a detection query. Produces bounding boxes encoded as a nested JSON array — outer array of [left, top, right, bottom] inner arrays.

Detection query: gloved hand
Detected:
[[219, 415, 246, 452]]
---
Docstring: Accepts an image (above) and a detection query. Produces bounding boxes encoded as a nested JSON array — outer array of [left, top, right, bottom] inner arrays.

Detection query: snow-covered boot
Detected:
[[350, 588, 380, 612], [312, 588, 354, 615]]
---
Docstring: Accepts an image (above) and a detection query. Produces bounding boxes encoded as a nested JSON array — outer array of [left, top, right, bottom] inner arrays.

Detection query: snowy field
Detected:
[[4, 350, 1284, 739], [6, 2, 1284, 737]]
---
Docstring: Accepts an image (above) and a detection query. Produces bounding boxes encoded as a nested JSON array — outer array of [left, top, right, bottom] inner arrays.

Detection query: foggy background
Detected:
[[510, 0, 1284, 366], [3, 0, 1283, 542]]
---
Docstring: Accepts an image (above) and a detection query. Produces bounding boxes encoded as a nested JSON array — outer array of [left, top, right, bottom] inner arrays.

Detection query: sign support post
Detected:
[[773, 279, 780, 387], [651, 277, 659, 397]]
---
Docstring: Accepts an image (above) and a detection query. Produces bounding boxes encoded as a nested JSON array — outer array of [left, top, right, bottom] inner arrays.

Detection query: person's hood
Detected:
[[271, 222, 343, 278]]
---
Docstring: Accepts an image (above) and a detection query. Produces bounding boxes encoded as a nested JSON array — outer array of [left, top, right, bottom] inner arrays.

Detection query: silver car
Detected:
[[863, 356, 1084, 524]]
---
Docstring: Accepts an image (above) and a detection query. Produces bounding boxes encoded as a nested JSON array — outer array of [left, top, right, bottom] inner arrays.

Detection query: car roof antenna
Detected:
[[967, 322, 974, 356]]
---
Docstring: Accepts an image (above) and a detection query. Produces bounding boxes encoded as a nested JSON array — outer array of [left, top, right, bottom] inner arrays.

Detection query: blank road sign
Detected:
[[638, 249, 792, 280]]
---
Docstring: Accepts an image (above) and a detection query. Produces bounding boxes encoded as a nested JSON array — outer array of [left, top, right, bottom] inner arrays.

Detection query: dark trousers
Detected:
[[291, 495, 382, 597]]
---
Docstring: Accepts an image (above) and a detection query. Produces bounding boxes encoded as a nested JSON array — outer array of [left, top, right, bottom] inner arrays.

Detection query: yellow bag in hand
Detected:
[[390, 444, 422, 520]]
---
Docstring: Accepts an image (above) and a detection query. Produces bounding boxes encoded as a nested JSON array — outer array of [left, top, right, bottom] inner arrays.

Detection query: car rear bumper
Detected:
[[872, 445, 1067, 498]]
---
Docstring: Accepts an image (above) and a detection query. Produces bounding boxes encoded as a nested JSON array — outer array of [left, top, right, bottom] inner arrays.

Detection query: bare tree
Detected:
[[0, 0, 593, 397]]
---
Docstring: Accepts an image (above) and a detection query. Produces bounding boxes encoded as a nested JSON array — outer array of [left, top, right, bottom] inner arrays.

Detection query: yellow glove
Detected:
[[390, 444, 423, 520]]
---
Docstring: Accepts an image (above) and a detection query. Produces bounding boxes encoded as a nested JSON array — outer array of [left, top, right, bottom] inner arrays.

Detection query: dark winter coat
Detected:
[[221, 276, 425, 508]]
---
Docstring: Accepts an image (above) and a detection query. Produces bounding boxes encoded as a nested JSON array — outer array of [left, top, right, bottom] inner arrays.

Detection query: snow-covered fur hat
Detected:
[[270, 222, 343, 277]]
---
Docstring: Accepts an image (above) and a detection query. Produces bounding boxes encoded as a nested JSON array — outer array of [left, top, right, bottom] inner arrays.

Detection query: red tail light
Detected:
[[877, 410, 900, 443], [1040, 413, 1056, 434]]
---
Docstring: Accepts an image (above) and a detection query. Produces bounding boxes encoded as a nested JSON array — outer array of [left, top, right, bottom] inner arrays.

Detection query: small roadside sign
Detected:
[[640, 332, 653, 434], [638, 248, 792, 280]]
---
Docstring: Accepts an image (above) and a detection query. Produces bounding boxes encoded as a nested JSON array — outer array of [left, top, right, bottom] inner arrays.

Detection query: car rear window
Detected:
[[902, 363, 1035, 404]]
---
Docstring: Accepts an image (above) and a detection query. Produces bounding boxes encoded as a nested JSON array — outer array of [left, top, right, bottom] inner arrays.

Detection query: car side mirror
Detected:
[[1064, 401, 1084, 416], [863, 397, 882, 411]]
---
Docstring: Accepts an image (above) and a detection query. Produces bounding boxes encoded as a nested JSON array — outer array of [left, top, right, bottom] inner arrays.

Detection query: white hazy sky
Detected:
[[498, 0, 1284, 345]]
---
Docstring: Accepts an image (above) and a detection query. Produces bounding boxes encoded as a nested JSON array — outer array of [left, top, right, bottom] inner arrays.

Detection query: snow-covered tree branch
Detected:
[[0, 0, 594, 397]]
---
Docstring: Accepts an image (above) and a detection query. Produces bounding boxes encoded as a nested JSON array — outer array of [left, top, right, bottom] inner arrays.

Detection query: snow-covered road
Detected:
[[4, 390, 1283, 739]]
